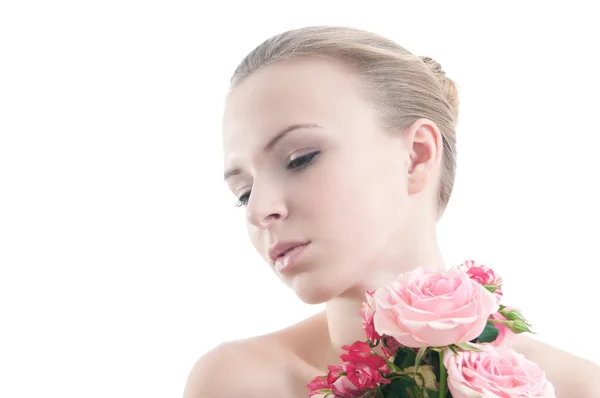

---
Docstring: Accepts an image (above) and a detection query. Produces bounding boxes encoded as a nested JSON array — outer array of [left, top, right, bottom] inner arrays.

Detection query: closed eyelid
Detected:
[[289, 146, 320, 159], [235, 185, 251, 196]]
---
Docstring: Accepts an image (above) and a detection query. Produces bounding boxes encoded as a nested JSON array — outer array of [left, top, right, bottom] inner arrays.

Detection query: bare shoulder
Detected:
[[183, 313, 327, 398], [513, 334, 600, 397], [183, 337, 292, 398]]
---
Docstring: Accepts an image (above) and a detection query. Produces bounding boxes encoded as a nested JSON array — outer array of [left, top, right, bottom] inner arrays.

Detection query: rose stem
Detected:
[[439, 350, 447, 398]]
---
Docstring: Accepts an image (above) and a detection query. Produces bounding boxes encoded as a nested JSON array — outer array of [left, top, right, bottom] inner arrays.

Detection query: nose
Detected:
[[245, 181, 288, 230]]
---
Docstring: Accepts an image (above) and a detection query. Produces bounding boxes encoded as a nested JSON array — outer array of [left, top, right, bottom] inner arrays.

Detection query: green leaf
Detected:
[[389, 377, 417, 394], [454, 342, 482, 351], [394, 346, 417, 369], [384, 390, 402, 398], [428, 349, 441, 378], [475, 321, 500, 343], [415, 347, 428, 370]]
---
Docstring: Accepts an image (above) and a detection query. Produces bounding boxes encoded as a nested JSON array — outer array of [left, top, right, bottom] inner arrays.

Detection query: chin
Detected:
[[288, 272, 345, 304]]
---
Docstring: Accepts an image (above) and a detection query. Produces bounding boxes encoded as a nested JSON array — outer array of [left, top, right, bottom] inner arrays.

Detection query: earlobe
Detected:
[[405, 119, 442, 195]]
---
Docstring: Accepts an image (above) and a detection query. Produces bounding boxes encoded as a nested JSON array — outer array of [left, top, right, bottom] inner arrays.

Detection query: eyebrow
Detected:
[[223, 123, 321, 181]]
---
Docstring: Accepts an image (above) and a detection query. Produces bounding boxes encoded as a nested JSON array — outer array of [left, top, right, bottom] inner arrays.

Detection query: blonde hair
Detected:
[[230, 26, 460, 218]]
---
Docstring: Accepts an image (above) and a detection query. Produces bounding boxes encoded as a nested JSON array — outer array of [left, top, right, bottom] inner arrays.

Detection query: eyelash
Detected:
[[286, 150, 320, 171], [234, 151, 321, 207], [235, 192, 250, 208]]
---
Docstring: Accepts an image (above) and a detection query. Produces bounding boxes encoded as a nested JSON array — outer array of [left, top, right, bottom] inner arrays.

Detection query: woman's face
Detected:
[[222, 58, 438, 304]]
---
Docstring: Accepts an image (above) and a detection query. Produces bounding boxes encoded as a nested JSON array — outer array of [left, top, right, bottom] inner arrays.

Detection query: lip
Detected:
[[268, 241, 310, 263], [273, 243, 309, 273]]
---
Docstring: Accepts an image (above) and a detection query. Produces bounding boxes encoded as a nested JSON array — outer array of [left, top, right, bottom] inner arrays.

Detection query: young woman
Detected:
[[185, 26, 600, 397]]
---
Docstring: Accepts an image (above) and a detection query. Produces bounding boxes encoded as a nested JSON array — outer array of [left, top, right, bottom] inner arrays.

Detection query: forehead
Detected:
[[221, 58, 368, 156]]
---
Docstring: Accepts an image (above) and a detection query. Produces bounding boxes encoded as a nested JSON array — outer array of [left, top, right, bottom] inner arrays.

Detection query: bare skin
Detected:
[[185, 311, 600, 397], [185, 58, 600, 397]]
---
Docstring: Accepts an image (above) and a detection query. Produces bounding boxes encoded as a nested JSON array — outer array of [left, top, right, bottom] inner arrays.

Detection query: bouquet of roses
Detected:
[[307, 260, 556, 397]]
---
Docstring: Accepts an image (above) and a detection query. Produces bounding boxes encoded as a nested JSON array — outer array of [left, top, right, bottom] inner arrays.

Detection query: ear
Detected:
[[404, 118, 443, 195]]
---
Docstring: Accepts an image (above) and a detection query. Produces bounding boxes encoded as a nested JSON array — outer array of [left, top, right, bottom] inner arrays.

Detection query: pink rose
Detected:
[[455, 260, 503, 303], [327, 368, 361, 398], [444, 344, 556, 398], [327, 364, 382, 398], [306, 376, 333, 398], [361, 290, 382, 343], [490, 309, 516, 347], [372, 268, 499, 347], [326, 341, 390, 397]]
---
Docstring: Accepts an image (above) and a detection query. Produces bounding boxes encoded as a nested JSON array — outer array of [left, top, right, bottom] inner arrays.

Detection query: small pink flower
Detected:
[[325, 341, 390, 397], [361, 290, 381, 343], [306, 376, 333, 397], [327, 365, 361, 398], [490, 309, 516, 347], [339, 342, 389, 374], [455, 260, 503, 303], [444, 344, 556, 398], [372, 268, 499, 347], [308, 392, 330, 398]]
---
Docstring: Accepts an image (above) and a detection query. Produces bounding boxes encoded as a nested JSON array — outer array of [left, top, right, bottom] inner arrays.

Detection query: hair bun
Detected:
[[420, 55, 459, 124], [420, 56, 444, 76]]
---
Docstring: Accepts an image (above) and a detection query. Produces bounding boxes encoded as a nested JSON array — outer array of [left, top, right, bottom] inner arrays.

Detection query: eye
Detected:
[[235, 191, 251, 208], [286, 151, 320, 171]]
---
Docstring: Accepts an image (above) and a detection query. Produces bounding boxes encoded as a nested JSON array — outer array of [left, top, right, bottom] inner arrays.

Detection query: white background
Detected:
[[1, 1, 599, 397]]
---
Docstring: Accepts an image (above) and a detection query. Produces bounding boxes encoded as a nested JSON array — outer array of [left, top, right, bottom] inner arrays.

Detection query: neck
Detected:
[[324, 230, 445, 360]]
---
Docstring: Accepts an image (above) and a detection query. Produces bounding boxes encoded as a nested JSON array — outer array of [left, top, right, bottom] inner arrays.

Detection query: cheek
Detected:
[[319, 154, 406, 224], [310, 155, 409, 254]]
